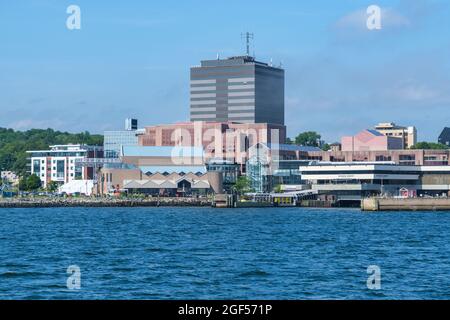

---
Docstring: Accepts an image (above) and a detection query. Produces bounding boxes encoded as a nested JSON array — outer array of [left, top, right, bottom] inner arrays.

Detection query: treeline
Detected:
[[0, 128, 103, 177], [286, 131, 331, 151], [410, 142, 449, 150]]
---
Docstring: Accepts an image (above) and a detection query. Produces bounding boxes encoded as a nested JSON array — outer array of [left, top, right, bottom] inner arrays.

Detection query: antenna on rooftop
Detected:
[[241, 32, 254, 56]]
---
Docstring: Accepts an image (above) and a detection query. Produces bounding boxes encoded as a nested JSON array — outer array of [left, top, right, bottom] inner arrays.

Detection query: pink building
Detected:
[[341, 129, 403, 152], [138, 121, 286, 164]]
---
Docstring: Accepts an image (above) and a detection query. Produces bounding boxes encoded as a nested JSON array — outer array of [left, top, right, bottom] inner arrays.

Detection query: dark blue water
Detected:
[[1, 207, 450, 299]]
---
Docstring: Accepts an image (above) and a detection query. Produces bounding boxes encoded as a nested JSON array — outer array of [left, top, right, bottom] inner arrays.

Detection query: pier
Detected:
[[362, 197, 450, 211]]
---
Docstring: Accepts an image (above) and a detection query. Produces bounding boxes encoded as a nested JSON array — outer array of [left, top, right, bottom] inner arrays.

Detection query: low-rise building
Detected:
[[341, 129, 403, 152], [329, 142, 341, 152], [96, 145, 221, 196], [104, 118, 143, 158], [27, 144, 103, 188], [137, 121, 286, 165], [304, 149, 449, 166], [123, 172, 212, 197], [374, 122, 417, 149], [299, 162, 450, 202], [246, 143, 321, 193]]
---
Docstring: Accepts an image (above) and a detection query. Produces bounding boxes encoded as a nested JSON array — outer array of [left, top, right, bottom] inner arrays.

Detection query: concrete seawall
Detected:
[[0, 197, 212, 208], [362, 198, 450, 211]]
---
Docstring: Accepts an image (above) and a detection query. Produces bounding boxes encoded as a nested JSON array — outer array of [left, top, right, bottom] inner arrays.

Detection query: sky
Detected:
[[0, 0, 449, 142]]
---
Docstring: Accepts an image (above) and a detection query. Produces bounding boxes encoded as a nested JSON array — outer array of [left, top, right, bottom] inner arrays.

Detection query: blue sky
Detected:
[[1, 0, 449, 142]]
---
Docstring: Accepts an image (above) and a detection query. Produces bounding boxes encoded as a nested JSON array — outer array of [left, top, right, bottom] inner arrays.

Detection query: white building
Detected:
[[27, 144, 103, 188], [299, 162, 450, 201]]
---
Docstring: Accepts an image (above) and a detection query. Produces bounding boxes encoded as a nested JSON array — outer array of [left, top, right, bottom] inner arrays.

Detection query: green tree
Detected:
[[0, 127, 103, 176], [410, 142, 449, 150], [26, 174, 42, 191], [232, 176, 252, 195], [46, 181, 59, 192], [294, 131, 321, 146], [321, 143, 331, 151], [18, 177, 28, 191]]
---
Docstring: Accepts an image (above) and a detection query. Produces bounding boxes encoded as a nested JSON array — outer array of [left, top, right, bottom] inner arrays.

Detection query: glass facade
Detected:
[[206, 161, 239, 191], [56, 160, 65, 179], [33, 160, 41, 175], [246, 156, 310, 193], [104, 130, 139, 158], [247, 157, 271, 193]]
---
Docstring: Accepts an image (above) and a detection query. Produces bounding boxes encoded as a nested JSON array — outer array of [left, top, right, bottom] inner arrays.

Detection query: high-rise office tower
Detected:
[[190, 56, 284, 125]]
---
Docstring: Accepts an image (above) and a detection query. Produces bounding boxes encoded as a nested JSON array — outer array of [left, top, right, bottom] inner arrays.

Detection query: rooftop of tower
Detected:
[[193, 55, 283, 70]]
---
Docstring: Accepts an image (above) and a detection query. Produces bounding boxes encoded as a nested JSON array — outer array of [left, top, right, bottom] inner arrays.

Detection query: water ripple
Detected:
[[1, 207, 450, 299]]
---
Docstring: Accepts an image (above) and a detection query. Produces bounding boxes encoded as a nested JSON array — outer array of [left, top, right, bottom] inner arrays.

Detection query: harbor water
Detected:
[[1, 207, 450, 299]]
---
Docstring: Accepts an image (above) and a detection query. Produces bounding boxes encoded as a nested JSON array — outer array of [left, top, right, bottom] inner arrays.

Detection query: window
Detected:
[[400, 155, 415, 161], [33, 160, 41, 174], [56, 160, 65, 178], [330, 156, 345, 162], [399, 154, 416, 165]]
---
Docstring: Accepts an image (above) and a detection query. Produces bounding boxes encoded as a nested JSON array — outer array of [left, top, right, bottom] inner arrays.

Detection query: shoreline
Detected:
[[4, 197, 450, 211], [0, 197, 212, 208]]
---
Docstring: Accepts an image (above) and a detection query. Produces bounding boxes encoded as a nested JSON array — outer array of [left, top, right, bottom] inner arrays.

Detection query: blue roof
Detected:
[[139, 165, 207, 174], [366, 129, 384, 136], [266, 143, 322, 152], [122, 146, 204, 158]]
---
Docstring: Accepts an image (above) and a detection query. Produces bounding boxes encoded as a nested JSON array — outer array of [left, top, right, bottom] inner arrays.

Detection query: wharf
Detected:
[[362, 197, 450, 211]]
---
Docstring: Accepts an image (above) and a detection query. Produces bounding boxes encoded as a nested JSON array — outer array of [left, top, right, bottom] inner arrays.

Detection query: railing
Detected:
[[75, 158, 121, 167]]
